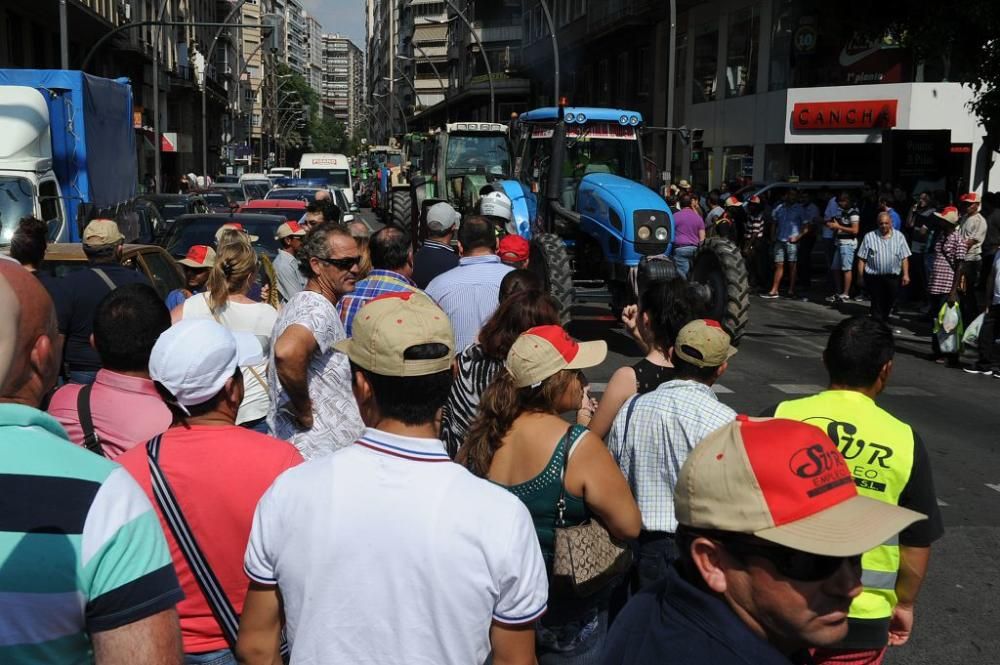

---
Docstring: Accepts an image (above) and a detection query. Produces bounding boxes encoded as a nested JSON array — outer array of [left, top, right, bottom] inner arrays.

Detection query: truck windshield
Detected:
[[388, 154, 402, 167], [0, 177, 34, 244], [446, 135, 511, 176], [300, 169, 350, 187], [564, 125, 643, 181]]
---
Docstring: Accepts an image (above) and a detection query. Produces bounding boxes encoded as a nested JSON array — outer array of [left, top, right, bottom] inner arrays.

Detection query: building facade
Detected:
[[322, 35, 365, 132]]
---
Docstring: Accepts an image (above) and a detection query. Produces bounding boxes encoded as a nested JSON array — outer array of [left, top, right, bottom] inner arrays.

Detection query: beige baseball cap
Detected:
[[275, 221, 307, 240], [506, 325, 607, 389], [177, 245, 216, 269], [82, 219, 124, 247], [673, 319, 737, 369], [215, 222, 260, 243], [334, 291, 454, 376], [675, 416, 925, 557]]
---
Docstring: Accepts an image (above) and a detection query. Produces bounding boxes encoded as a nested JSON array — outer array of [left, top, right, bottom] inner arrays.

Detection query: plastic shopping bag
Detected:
[[964, 312, 986, 347], [941, 302, 961, 333], [935, 302, 964, 354]]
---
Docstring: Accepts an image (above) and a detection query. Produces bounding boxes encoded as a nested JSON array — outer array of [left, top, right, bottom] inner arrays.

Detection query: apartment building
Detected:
[[323, 34, 365, 132]]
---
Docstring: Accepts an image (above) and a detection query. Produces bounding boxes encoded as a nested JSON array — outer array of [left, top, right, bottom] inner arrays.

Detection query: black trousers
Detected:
[[976, 304, 1000, 370], [866, 273, 900, 322]]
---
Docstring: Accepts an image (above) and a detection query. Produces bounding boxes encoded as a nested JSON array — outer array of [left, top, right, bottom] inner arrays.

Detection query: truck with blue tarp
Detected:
[[0, 69, 137, 243]]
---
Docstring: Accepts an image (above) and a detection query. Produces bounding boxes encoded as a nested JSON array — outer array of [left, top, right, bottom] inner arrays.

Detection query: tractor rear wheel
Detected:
[[530, 233, 575, 325], [690, 237, 750, 344], [390, 190, 411, 230]]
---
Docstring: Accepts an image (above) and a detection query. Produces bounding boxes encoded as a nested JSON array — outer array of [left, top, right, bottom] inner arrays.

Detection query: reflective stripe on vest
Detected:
[[774, 390, 915, 621]]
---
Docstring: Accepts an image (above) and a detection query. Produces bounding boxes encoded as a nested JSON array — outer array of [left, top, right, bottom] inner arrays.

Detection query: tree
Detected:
[[310, 115, 349, 153]]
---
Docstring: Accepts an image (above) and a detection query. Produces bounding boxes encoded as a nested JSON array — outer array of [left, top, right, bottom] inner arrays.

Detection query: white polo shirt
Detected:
[[245, 427, 548, 664]]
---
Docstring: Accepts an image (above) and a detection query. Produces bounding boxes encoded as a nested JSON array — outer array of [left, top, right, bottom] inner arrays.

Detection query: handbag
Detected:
[[551, 425, 632, 597]]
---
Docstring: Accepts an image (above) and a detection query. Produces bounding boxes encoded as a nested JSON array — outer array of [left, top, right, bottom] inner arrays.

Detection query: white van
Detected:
[[298, 153, 353, 204]]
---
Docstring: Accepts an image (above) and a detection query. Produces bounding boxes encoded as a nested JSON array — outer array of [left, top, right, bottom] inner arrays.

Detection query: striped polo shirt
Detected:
[[858, 229, 912, 275], [0, 404, 182, 664]]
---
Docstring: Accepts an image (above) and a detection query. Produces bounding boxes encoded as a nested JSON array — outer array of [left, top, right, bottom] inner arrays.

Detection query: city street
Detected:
[[572, 290, 1000, 664]]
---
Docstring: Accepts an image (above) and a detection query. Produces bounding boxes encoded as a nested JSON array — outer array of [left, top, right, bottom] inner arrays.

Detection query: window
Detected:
[[597, 59, 610, 105], [39, 180, 62, 228], [675, 32, 688, 95], [725, 6, 760, 97], [636, 46, 651, 96], [575, 0, 586, 18], [692, 24, 718, 103], [616, 52, 629, 100]]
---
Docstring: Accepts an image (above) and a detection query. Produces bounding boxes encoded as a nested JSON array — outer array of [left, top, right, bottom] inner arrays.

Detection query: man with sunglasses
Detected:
[[268, 222, 365, 459], [769, 316, 943, 665], [604, 417, 926, 665]]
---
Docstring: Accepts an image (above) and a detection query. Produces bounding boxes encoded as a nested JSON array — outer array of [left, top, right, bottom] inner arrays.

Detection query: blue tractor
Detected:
[[493, 106, 749, 342]]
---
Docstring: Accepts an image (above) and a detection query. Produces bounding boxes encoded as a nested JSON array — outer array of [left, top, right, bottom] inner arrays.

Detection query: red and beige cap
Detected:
[[83, 219, 124, 247], [724, 195, 742, 207], [275, 221, 307, 240], [498, 235, 530, 263], [673, 319, 737, 369], [960, 192, 981, 204], [215, 222, 260, 243], [675, 416, 925, 556], [934, 206, 960, 224], [177, 245, 216, 269], [334, 291, 454, 377], [506, 325, 607, 388]]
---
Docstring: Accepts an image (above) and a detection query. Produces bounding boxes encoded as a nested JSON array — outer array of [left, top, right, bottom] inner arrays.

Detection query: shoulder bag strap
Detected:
[[210, 308, 269, 393], [91, 268, 118, 292], [555, 425, 590, 528], [621, 395, 639, 447], [77, 384, 104, 457], [146, 435, 241, 648]]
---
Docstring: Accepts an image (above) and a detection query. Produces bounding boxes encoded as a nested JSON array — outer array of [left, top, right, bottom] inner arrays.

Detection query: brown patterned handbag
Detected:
[[552, 425, 632, 597]]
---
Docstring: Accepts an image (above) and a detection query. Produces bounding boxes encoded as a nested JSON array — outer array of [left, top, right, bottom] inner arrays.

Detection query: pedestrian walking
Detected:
[[413, 201, 462, 289], [927, 207, 967, 365], [769, 317, 943, 665], [268, 222, 364, 458], [857, 213, 912, 322], [117, 319, 301, 665], [54, 219, 150, 384], [237, 292, 547, 665], [763, 189, 805, 299], [173, 238, 277, 433], [440, 288, 561, 458], [337, 226, 420, 336], [272, 221, 307, 304], [166, 245, 216, 310], [459, 325, 641, 664], [796, 190, 821, 293], [603, 416, 927, 665], [742, 195, 770, 290], [671, 194, 704, 278], [497, 234, 531, 268], [0, 263, 184, 665], [958, 192, 988, 324], [47, 284, 172, 458], [607, 319, 738, 588], [825, 208, 860, 304], [426, 216, 514, 353], [980, 192, 1000, 291], [965, 251, 1000, 376]]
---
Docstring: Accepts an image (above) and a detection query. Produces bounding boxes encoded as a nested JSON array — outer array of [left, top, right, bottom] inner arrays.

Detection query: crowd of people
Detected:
[[665, 179, 1000, 372], [0, 183, 948, 665]]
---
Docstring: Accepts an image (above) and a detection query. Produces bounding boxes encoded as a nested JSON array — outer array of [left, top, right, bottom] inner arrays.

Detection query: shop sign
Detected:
[[792, 100, 897, 130]]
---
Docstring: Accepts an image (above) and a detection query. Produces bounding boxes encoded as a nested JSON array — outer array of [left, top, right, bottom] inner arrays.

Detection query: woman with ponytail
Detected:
[[171, 233, 277, 432], [458, 325, 640, 664]]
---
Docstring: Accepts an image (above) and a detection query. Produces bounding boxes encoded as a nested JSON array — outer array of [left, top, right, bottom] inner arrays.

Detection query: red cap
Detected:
[[960, 192, 981, 204], [498, 235, 530, 263]]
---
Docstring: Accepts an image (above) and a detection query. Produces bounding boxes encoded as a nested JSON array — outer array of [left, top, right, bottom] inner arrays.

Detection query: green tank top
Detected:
[[497, 425, 590, 564]]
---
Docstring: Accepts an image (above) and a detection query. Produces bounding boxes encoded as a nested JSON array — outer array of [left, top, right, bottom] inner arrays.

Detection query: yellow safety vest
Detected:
[[774, 390, 915, 621]]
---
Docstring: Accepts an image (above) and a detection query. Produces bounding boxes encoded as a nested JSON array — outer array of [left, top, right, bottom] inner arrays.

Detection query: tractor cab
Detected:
[[420, 122, 513, 215]]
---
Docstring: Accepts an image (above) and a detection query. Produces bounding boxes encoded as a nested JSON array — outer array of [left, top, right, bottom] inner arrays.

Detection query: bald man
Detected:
[[0, 263, 185, 665]]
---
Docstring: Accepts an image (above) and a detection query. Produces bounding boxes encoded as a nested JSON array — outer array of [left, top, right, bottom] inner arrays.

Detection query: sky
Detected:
[[302, 0, 366, 48]]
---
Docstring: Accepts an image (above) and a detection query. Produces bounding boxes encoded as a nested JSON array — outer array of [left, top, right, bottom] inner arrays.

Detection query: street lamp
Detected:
[[201, 0, 252, 177], [410, 0, 495, 122], [397, 51, 450, 122], [373, 91, 408, 136]]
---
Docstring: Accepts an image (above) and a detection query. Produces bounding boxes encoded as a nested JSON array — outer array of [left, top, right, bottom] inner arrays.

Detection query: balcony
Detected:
[[472, 22, 522, 44], [587, 0, 666, 34]]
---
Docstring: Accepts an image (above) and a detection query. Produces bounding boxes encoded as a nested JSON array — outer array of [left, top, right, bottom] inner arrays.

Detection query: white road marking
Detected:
[[937, 498, 949, 507], [884, 387, 935, 397], [986, 483, 1000, 493], [711, 384, 733, 394], [772, 384, 826, 395]]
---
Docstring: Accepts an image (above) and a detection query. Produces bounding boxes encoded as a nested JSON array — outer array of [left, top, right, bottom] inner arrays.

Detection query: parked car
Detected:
[[332, 188, 355, 223], [138, 193, 210, 227], [215, 174, 240, 184], [40, 243, 184, 300], [242, 181, 271, 201], [198, 188, 239, 213], [160, 213, 287, 259], [264, 187, 320, 202], [238, 199, 307, 222]]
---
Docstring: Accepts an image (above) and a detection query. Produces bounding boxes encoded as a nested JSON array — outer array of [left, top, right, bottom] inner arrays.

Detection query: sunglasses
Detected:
[[313, 255, 362, 270], [717, 537, 861, 582]]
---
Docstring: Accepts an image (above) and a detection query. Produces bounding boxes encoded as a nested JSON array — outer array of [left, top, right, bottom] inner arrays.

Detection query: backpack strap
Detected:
[[77, 384, 104, 457], [91, 268, 118, 292]]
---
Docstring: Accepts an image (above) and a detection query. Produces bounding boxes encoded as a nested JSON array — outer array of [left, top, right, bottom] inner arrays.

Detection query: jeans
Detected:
[[240, 417, 270, 434], [673, 245, 698, 278], [634, 533, 679, 590], [185, 649, 236, 665], [865, 274, 900, 323], [68, 370, 98, 385], [536, 606, 608, 665]]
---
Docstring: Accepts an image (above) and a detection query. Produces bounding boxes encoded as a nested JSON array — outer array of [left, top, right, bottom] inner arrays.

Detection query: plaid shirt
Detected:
[[337, 269, 419, 336], [607, 380, 736, 533], [927, 231, 968, 295]]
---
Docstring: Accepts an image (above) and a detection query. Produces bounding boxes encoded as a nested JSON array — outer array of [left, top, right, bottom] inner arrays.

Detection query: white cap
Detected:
[[150, 319, 264, 409], [426, 202, 461, 232], [480, 190, 513, 222]]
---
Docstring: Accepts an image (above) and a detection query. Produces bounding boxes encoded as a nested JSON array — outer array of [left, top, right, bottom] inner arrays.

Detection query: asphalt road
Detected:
[[570, 291, 1000, 665]]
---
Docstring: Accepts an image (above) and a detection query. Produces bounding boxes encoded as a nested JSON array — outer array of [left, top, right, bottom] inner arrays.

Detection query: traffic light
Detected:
[[262, 13, 283, 52], [690, 128, 704, 162]]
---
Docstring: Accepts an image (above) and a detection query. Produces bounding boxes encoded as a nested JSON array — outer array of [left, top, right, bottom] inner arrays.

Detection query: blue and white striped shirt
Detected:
[[425, 254, 514, 353], [858, 229, 912, 275], [607, 380, 736, 533]]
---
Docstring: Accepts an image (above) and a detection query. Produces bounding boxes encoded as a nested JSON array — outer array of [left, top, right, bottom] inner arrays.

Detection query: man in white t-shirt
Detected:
[[267, 222, 365, 458], [239, 291, 548, 665]]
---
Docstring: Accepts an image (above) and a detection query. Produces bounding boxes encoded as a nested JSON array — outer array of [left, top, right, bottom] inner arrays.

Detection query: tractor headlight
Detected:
[[654, 226, 669, 241], [630, 115, 640, 126], [577, 113, 586, 123], [565, 112, 576, 123], [637, 225, 652, 240], [619, 115, 629, 125]]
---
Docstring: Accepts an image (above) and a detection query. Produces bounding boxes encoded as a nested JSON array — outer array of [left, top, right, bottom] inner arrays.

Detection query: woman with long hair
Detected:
[[585, 278, 708, 438], [440, 288, 560, 458], [459, 325, 640, 663], [171, 234, 277, 432]]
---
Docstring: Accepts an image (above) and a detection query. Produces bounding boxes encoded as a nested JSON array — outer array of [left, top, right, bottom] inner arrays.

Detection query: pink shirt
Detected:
[[47, 369, 173, 458]]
